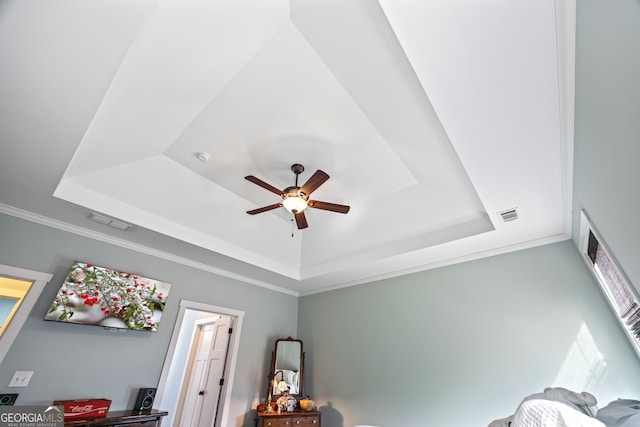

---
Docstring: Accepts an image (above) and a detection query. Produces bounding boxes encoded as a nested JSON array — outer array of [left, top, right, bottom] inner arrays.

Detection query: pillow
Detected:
[[596, 399, 640, 427], [541, 387, 598, 417]]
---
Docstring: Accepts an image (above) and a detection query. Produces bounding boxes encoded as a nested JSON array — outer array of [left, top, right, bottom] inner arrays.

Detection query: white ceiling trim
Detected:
[[0, 203, 570, 297], [0, 204, 299, 296]]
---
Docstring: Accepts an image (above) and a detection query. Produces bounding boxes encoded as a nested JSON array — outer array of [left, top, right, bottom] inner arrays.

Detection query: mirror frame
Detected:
[[268, 337, 304, 399]]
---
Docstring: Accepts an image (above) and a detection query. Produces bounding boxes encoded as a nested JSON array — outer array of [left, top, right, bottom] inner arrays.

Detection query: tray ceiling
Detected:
[[0, 0, 575, 295]]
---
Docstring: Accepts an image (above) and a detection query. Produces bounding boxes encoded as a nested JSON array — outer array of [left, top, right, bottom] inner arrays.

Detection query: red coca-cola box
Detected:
[[53, 398, 111, 420]]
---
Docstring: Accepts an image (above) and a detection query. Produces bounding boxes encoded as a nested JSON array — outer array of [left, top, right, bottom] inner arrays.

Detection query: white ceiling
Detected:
[[0, 0, 575, 295]]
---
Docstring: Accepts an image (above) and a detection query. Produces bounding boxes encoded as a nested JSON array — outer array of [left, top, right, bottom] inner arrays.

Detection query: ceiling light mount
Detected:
[[196, 152, 211, 162], [291, 163, 305, 179]]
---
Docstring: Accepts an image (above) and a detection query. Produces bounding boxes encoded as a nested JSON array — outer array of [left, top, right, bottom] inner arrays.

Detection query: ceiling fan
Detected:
[[245, 163, 350, 229]]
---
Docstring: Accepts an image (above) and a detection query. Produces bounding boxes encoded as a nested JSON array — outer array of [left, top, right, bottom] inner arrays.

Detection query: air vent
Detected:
[[499, 208, 519, 223], [88, 212, 132, 231]]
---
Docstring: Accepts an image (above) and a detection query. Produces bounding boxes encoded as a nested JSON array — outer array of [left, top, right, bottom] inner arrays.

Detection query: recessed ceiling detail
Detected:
[[0, 0, 574, 294], [54, 0, 495, 283]]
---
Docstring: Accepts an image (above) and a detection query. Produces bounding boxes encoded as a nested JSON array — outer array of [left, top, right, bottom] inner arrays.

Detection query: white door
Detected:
[[178, 315, 232, 427]]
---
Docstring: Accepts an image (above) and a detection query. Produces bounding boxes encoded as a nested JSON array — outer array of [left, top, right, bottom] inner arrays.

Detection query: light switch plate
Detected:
[[8, 371, 33, 387]]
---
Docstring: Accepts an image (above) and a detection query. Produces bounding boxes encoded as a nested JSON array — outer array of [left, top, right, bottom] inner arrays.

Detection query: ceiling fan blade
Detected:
[[245, 175, 283, 196], [294, 211, 308, 229], [308, 200, 350, 214], [247, 203, 283, 215], [299, 169, 329, 196]]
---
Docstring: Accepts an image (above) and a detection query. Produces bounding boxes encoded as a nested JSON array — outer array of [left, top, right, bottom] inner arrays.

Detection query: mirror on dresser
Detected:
[[256, 337, 320, 426], [268, 337, 304, 399]]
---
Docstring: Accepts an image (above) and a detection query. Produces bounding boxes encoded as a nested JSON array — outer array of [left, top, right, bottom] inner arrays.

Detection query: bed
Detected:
[[488, 387, 640, 427]]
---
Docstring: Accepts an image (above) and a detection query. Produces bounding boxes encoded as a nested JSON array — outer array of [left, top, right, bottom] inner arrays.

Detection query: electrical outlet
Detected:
[[8, 371, 33, 387]]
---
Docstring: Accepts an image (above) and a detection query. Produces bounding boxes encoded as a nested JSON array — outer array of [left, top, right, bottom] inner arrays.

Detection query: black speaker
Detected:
[[134, 388, 156, 411], [0, 394, 18, 406]]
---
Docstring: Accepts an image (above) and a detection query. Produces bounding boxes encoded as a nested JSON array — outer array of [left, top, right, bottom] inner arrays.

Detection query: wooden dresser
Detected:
[[255, 410, 321, 427], [64, 410, 168, 427]]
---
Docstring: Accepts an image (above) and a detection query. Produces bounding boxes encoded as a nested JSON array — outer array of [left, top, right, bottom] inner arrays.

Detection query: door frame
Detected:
[[156, 300, 244, 427]]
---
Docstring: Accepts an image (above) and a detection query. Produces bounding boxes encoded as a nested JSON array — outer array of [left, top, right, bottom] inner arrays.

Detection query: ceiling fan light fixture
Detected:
[[282, 194, 308, 213], [245, 164, 350, 230]]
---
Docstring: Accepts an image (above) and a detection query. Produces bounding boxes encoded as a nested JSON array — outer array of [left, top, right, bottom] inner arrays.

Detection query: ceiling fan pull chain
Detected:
[[291, 218, 295, 238]]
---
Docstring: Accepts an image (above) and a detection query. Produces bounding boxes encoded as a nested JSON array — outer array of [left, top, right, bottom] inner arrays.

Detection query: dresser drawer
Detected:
[[291, 416, 319, 426], [262, 419, 290, 427]]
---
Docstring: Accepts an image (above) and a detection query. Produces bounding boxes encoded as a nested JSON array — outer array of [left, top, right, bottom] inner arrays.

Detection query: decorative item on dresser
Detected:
[[63, 409, 168, 427]]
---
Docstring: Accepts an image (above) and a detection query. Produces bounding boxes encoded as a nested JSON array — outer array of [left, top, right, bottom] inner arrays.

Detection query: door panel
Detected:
[[179, 325, 214, 426], [179, 316, 232, 427], [198, 316, 230, 427]]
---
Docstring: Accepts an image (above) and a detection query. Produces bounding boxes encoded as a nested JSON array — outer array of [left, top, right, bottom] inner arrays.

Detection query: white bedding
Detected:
[[512, 399, 606, 427]]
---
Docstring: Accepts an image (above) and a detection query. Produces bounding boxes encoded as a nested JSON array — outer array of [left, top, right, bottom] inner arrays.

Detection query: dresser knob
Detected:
[[296, 422, 300, 425], [266, 423, 271, 426], [313, 421, 317, 424]]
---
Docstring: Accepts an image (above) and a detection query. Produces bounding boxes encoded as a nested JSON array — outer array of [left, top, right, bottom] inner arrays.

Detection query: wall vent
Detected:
[[88, 212, 132, 231], [499, 208, 519, 223]]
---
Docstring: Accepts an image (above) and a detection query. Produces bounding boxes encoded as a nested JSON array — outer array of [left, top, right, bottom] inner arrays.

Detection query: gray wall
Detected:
[[0, 213, 297, 427], [572, 0, 640, 290], [299, 241, 640, 427]]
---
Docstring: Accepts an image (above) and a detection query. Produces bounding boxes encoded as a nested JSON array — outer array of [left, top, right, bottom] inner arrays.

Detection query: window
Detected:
[[580, 210, 640, 357], [0, 264, 53, 365]]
